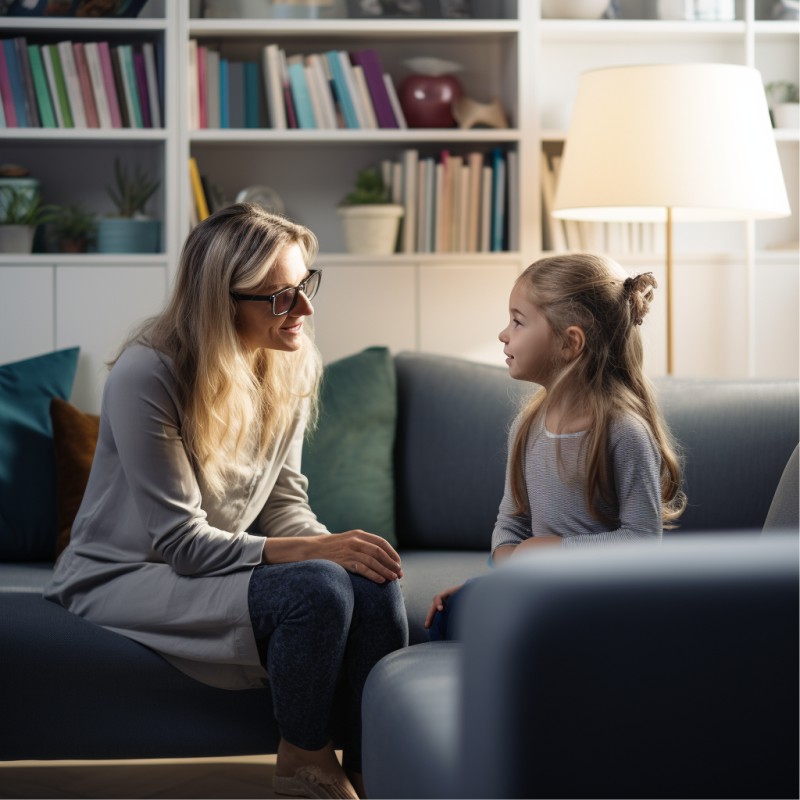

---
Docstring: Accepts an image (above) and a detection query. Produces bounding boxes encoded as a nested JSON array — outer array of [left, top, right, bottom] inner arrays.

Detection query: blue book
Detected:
[[324, 50, 358, 129], [243, 60, 260, 128], [219, 57, 229, 128], [2, 39, 28, 127], [490, 147, 506, 252], [287, 60, 315, 129], [228, 61, 245, 129]]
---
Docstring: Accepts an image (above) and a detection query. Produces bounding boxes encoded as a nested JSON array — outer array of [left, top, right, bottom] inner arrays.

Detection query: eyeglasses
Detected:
[[231, 269, 322, 316]]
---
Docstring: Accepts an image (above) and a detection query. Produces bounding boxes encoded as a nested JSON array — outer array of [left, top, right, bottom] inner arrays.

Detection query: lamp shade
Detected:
[[552, 63, 790, 222]]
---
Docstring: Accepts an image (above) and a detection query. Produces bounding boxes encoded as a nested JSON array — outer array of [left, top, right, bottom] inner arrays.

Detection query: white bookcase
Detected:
[[0, 0, 797, 412]]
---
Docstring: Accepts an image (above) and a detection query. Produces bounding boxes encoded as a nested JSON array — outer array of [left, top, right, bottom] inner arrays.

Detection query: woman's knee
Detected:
[[294, 559, 355, 625]]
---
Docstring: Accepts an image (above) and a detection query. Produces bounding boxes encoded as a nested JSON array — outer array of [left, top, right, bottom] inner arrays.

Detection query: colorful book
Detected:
[[490, 147, 506, 252], [96, 42, 121, 127], [109, 45, 130, 127], [243, 60, 260, 128], [196, 44, 207, 128], [337, 50, 367, 128], [261, 43, 286, 129], [350, 49, 397, 129], [351, 64, 377, 128], [133, 46, 151, 127], [219, 57, 229, 128], [84, 42, 111, 128], [287, 59, 315, 129], [466, 151, 484, 253], [383, 73, 407, 128], [278, 49, 296, 128], [401, 148, 418, 253], [324, 50, 357, 129], [57, 40, 86, 128], [73, 42, 99, 128], [26, 44, 56, 128], [117, 44, 142, 128], [0, 91, 4, 127], [45, 44, 72, 127], [205, 48, 220, 128], [480, 165, 492, 252], [0, 42, 18, 127], [506, 149, 519, 252], [3, 39, 28, 126], [228, 60, 245, 128], [188, 156, 209, 221], [142, 42, 161, 128], [305, 54, 336, 129], [14, 37, 40, 127]]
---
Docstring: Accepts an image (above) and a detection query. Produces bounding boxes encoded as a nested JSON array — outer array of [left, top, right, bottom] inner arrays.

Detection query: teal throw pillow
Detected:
[[0, 347, 80, 561], [303, 347, 397, 546]]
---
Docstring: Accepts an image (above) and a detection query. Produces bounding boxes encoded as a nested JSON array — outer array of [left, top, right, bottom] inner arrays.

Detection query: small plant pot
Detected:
[[338, 204, 404, 255], [0, 224, 35, 254], [0, 178, 40, 221], [773, 102, 800, 129], [97, 217, 161, 254]]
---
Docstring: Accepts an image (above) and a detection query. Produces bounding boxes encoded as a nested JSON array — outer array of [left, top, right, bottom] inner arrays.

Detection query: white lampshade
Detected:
[[552, 63, 790, 222]]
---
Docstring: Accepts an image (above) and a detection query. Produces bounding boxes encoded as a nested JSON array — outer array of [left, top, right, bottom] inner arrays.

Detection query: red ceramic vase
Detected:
[[398, 73, 463, 128]]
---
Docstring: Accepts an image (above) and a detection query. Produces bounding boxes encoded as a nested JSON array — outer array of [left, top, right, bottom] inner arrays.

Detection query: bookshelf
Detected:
[[0, 0, 797, 413]]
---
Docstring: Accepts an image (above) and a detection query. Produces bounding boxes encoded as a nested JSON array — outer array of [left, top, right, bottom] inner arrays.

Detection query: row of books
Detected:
[[540, 150, 666, 254], [0, 36, 164, 129], [187, 41, 407, 130]]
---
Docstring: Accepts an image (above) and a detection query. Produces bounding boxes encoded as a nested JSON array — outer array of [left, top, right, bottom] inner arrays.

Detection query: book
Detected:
[[84, 42, 112, 128], [14, 37, 40, 127], [278, 49, 296, 128], [45, 44, 72, 127], [188, 156, 210, 221], [383, 73, 407, 129], [350, 49, 397, 129], [142, 42, 161, 128], [3, 39, 28, 126], [219, 57, 229, 128], [97, 42, 122, 128], [338, 50, 367, 128], [540, 150, 565, 252], [320, 55, 345, 128], [187, 38, 199, 129], [27, 44, 56, 128], [228, 60, 245, 128], [435, 160, 446, 252], [303, 63, 325, 130], [243, 60, 260, 128], [305, 54, 336, 129], [109, 45, 130, 127], [206, 48, 221, 128], [465, 151, 483, 253], [401, 148, 418, 253], [132, 47, 150, 127], [196, 44, 207, 128], [351, 64, 377, 128], [480, 165, 492, 252], [57, 40, 86, 128], [324, 50, 358, 129], [286, 58, 316, 128], [73, 42, 99, 128], [116, 44, 142, 128], [262, 44, 286, 129], [0, 43, 18, 127], [0, 91, 4, 127], [506, 149, 519, 252]]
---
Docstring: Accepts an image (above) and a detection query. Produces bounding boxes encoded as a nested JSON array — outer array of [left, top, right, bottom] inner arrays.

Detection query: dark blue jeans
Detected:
[[427, 577, 481, 642], [247, 559, 408, 772]]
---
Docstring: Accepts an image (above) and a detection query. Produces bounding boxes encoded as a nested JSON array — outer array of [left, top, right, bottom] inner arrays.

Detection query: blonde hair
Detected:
[[509, 253, 686, 528], [113, 203, 322, 496]]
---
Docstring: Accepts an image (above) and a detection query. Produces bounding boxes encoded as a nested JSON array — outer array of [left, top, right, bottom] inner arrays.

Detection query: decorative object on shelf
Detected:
[[235, 185, 286, 215], [1, 0, 148, 16], [97, 158, 160, 254], [552, 63, 790, 377], [765, 81, 800, 129], [346, 0, 426, 16], [451, 96, 508, 130], [398, 57, 463, 129], [541, 0, 609, 18], [657, 0, 735, 19], [0, 178, 58, 254], [49, 203, 97, 254], [338, 168, 404, 255]]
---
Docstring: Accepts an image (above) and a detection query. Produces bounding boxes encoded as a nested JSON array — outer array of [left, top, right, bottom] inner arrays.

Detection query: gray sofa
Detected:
[[1, 352, 798, 768]]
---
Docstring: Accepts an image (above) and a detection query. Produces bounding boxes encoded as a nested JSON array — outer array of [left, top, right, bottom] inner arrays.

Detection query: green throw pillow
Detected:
[[0, 347, 80, 561], [303, 347, 397, 546]]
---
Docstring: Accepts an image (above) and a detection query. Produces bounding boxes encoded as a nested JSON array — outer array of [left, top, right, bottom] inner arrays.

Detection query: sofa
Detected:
[[0, 348, 798, 768]]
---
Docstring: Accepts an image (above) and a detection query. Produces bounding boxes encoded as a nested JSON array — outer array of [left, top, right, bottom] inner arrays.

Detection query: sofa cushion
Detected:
[[304, 347, 397, 545], [50, 397, 100, 557], [0, 348, 79, 561]]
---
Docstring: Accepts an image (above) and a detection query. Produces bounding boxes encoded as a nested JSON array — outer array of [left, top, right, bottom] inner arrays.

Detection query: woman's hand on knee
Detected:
[[316, 530, 403, 584], [424, 583, 463, 629]]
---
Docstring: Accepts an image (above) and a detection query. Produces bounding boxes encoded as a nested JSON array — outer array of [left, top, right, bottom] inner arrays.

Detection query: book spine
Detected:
[[303, 63, 325, 129], [480, 165, 492, 252], [84, 42, 111, 128], [338, 51, 366, 128], [466, 151, 483, 253], [206, 49, 220, 128], [26, 44, 56, 128], [119, 44, 142, 128], [14, 37, 40, 127], [262, 44, 287, 130], [155, 41, 165, 125], [57, 40, 86, 128], [383, 73, 406, 129], [3, 39, 28, 126], [142, 42, 161, 128], [97, 42, 122, 128], [0, 88, 4, 127], [219, 57, 229, 128], [324, 50, 357, 129], [133, 46, 151, 127], [306, 54, 336, 129], [187, 39, 199, 129], [278, 49, 296, 128], [47, 44, 73, 127], [228, 60, 245, 129], [401, 148, 418, 253], [491, 148, 506, 252], [188, 156, 210, 221], [243, 60, 260, 128], [110, 46, 130, 128], [196, 44, 207, 128], [287, 60, 316, 129], [351, 49, 397, 129], [351, 64, 377, 128], [73, 42, 99, 128], [0, 43, 18, 127]]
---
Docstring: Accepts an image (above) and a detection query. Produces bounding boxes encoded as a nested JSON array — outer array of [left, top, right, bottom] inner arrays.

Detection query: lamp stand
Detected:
[[666, 207, 674, 375]]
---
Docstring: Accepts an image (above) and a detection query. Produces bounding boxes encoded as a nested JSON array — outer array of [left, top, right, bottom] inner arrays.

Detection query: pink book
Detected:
[[0, 44, 17, 127], [97, 42, 122, 127], [197, 45, 207, 128], [72, 42, 99, 128]]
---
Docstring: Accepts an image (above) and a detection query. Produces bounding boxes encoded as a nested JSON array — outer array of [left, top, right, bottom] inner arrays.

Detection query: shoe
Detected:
[[273, 764, 358, 799]]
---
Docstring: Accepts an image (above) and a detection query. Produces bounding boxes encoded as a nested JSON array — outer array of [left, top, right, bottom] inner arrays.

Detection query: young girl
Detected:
[[425, 252, 686, 639]]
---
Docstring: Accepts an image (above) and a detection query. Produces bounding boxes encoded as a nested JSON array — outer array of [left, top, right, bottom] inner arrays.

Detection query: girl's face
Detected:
[[234, 243, 314, 352], [499, 281, 557, 386]]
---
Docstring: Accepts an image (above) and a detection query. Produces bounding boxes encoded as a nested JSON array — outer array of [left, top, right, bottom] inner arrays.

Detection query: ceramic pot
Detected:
[[0, 225, 35, 254], [398, 73, 463, 128], [338, 204, 404, 255], [97, 217, 161, 254], [773, 102, 800, 129]]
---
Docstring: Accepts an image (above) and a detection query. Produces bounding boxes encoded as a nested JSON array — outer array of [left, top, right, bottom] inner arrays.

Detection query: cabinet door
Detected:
[[0, 266, 55, 365], [312, 265, 416, 363], [56, 266, 168, 413], [419, 264, 518, 366]]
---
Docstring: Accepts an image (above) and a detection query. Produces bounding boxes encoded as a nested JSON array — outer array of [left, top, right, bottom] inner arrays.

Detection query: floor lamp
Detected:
[[552, 63, 790, 376]]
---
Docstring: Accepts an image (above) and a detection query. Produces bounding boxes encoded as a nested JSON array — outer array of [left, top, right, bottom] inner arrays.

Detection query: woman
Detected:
[[45, 204, 408, 799]]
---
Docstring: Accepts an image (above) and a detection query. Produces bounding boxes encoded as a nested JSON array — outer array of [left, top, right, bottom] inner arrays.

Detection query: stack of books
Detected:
[[187, 42, 406, 130], [0, 35, 164, 129]]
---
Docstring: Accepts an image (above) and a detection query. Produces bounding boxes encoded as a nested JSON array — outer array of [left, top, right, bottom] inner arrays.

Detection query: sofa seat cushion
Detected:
[[0, 562, 53, 593]]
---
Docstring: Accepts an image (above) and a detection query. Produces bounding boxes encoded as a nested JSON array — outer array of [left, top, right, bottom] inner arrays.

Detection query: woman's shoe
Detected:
[[273, 764, 358, 799]]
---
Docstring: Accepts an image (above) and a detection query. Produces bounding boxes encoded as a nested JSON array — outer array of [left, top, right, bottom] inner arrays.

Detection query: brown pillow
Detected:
[[50, 397, 100, 558]]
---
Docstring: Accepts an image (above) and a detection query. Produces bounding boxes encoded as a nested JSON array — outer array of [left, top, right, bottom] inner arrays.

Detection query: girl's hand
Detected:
[[512, 536, 561, 557], [316, 529, 403, 584], [424, 584, 463, 629]]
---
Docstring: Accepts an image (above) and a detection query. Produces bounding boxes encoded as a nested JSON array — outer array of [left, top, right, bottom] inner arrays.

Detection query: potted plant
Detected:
[[337, 168, 404, 256], [765, 81, 799, 129], [0, 183, 58, 254], [96, 158, 161, 254], [50, 203, 98, 254]]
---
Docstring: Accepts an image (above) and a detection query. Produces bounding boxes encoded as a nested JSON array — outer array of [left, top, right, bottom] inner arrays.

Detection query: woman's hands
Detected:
[[317, 530, 403, 584], [423, 583, 463, 630]]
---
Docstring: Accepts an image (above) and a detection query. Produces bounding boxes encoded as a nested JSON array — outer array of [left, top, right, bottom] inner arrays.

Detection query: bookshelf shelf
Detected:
[[189, 128, 520, 145]]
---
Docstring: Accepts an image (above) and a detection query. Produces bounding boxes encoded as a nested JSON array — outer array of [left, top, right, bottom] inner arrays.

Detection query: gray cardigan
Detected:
[[45, 344, 329, 689]]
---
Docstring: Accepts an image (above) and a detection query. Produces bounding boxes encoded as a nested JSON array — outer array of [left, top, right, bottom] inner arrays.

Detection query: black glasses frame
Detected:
[[231, 269, 322, 317]]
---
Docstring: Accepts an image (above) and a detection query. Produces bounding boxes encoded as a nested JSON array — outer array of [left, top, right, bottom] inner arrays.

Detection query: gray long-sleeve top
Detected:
[[491, 412, 663, 556], [45, 344, 329, 689]]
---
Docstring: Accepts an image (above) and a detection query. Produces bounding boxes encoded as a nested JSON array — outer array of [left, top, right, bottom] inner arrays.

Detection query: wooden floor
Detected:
[[0, 755, 284, 799]]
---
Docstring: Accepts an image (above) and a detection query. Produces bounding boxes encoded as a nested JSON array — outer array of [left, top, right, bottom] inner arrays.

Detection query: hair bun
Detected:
[[623, 272, 657, 326]]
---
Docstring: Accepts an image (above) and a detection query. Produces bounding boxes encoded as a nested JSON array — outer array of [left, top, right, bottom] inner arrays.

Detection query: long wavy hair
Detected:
[[509, 253, 686, 528], [112, 203, 322, 496]]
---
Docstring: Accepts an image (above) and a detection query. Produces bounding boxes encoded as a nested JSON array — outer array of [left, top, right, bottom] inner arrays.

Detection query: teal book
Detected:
[[2, 39, 28, 126], [324, 50, 357, 129], [490, 147, 506, 252], [228, 60, 245, 129], [219, 57, 229, 128], [118, 44, 142, 128], [27, 44, 56, 128], [243, 60, 260, 127], [46, 44, 72, 127], [287, 60, 315, 129]]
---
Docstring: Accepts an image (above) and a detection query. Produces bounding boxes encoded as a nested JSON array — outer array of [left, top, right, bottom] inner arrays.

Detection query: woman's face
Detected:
[[234, 243, 314, 352]]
